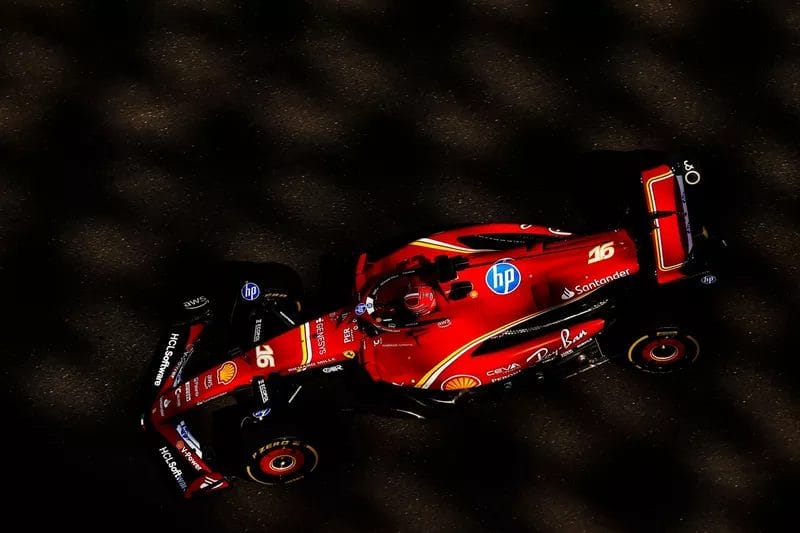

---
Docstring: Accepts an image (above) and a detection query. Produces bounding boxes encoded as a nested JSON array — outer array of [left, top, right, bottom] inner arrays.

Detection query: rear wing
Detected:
[[639, 159, 726, 285]]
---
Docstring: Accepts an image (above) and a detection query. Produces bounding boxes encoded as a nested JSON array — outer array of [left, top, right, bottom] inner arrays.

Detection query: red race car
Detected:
[[140, 157, 726, 498]]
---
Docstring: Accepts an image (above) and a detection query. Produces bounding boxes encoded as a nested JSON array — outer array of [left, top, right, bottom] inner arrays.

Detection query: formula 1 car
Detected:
[[139, 157, 726, 498]]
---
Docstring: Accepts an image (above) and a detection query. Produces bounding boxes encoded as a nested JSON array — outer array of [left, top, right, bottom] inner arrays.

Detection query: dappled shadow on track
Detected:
[[2, 0, 797, 531]]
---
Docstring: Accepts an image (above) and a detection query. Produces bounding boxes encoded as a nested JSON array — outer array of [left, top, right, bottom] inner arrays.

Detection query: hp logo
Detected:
[[485, 262, 521, 295], [241, 282, 261, 301]]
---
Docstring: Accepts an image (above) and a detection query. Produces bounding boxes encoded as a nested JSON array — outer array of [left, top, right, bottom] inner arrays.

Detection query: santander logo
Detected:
[[561, 269, 632, 300]]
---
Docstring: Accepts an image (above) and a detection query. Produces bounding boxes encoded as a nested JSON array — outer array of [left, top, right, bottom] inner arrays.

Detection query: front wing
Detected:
[[140, 322, 232, 499]]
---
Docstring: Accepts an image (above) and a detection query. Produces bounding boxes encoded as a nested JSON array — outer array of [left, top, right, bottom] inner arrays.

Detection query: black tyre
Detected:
[[244, 433, 320, 485], [626, 327, 700, 374]]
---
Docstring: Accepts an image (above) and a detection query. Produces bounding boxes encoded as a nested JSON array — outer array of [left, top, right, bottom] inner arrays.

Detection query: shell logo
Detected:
[[441, 375, 481, 391], [217, 361, 238, 385]]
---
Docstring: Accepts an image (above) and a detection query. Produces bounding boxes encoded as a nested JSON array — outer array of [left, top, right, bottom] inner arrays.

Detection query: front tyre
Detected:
[[626, 328, 700, 374], [244, 435, 319, 485]]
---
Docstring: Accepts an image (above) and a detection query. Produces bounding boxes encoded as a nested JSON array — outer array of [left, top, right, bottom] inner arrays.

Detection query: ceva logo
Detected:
[[485, 262, 521, 295]]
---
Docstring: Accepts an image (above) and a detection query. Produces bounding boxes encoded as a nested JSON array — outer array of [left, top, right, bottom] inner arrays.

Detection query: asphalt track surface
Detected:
[[2, 2, 798, 532]]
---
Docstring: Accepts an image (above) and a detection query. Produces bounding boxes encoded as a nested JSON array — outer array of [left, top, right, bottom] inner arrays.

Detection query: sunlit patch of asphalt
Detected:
[[106, 161, 304, 268], [15, 300, 155, 421], [0, 31, 73, 144], [213, 214, 317, 283], [464, 0, 553, 22], [345, 459, 465, 533], [764, 0, 800, 34], [575, 119, 648, 151], [100, 82, 193, 145], [514, 482, 618, 533], [1, 31, 70, 90], [458, 38, 563, 120], [260, 175, 354, 228], [707, 334, 800, 465], [764, 58, 800, 120], [686, 426, 778, 499], [673, 509, 752, 533], [420, 97, 509, 156], [318, 0, 391, 16], [0, 91, 46, 143], [450, 36, 649, 152], [735, 210, 800, 284], [108, 162, 200, 225], [304, 32, 405, 108], [720, 285, 791, 349], [105, 153, 345, 292], [742, 142, 800, 198], [249, 88, 348, 146], [60, 218, 160, 277], [346, 386, 645, 530], [153, 0, 237, 18], [498, 370, 764, 530], [146, 31, 243, 102], [610, 46, 732, 142], [502, 370, 685, 475], [609, 0, 700, 32], [416, 178, 521, 224], [0, 181, 29, 249]]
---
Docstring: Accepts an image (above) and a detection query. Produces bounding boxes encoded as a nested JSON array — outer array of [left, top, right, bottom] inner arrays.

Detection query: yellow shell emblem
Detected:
[[217, 361, 238, 385], [441, 375, 480, 391]]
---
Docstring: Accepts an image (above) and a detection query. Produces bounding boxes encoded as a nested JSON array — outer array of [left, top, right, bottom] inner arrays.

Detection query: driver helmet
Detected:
[[403, 284, 436, 316]]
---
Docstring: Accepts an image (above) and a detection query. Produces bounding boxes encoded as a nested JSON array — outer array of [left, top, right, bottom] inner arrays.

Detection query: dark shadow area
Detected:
[[576, 440, 698, 531]]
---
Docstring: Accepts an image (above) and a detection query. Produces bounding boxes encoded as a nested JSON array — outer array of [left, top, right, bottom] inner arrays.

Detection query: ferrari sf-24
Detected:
[[140, 157, 725, 498]]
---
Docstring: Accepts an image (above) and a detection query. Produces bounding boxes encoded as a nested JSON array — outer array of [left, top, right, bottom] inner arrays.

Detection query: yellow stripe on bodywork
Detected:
[[645, 170, 673, 214], [300, 323, 309, 365], [645, 171, 685, 272], [410, 238, 494, 254]]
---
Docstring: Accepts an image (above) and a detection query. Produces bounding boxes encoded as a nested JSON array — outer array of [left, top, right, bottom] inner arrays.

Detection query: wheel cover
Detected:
[[259, 446, 305, 476], [627, 331, 700, 372], [640, 338, 685, 364]]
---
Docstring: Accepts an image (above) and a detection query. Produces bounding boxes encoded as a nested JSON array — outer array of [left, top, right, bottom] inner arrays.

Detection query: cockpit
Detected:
[[355, 254, 473, 332]]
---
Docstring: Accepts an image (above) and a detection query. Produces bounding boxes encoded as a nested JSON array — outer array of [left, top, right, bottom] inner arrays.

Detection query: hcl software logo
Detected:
[[485, 261, 521, 295]]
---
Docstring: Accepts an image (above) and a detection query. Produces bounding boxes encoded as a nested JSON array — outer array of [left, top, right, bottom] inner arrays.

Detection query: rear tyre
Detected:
[[625, 327, 700, 374]]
